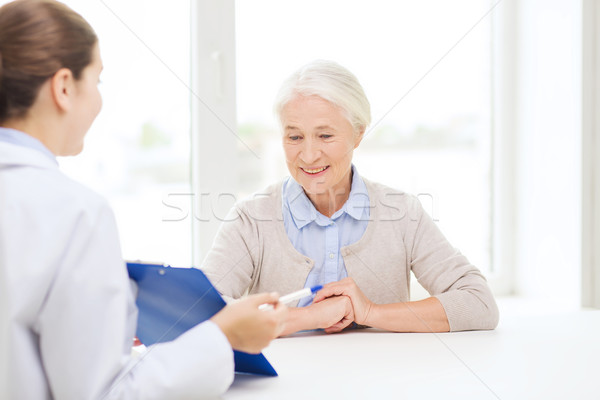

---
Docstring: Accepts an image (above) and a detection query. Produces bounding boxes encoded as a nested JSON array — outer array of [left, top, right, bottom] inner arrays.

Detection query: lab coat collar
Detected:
[[0, 141, 59, 170], [0, 127, 55, 161]]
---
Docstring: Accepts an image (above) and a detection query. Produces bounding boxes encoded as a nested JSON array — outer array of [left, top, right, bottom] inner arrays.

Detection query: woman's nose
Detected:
[[300, 139, 321, 164]]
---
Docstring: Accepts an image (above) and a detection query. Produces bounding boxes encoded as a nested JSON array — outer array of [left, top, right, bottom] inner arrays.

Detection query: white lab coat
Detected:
[[0, 141, 234, 399]]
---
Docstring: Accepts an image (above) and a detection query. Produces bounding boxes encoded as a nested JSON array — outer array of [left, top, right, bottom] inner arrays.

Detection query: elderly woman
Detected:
[[202, 60, 499, 335]]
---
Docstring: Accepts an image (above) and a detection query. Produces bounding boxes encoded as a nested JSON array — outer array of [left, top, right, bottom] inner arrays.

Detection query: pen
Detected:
[[258, 285, 323, 310]]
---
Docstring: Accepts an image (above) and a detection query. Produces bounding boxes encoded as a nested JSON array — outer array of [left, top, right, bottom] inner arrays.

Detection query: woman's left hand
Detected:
[[313, 278, 374, 326]]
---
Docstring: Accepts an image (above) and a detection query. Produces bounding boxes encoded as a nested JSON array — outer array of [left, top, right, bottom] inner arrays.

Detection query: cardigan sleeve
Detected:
[[407, 196, 499, 331], [200, 204, 260, 301]]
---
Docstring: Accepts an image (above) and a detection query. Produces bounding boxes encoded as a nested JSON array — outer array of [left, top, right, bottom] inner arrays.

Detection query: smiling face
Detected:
[[281, 95, 363, 210]]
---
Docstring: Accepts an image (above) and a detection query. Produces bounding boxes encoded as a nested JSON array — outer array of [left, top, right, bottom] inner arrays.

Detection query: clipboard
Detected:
[[126, 262, 278, 376]]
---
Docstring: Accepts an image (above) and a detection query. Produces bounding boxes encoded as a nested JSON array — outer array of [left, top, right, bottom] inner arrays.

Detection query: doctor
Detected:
[[0, 0, 287, 399]]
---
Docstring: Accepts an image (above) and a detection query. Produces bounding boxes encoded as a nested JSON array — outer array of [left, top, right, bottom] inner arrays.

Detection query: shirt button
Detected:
[[329, 253, 335, 259]]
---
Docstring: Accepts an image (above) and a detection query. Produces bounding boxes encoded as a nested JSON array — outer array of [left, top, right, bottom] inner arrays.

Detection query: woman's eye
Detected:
[[289, 136, 301, 141], [321, 134, 332, 139]]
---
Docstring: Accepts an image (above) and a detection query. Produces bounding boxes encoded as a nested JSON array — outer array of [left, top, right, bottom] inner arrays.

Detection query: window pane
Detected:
[[235, 0, 492, 274], [58, 1, 192, 266]]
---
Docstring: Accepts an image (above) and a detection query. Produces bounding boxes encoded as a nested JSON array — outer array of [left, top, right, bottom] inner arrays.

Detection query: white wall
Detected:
[[513, 0, 582, 306]]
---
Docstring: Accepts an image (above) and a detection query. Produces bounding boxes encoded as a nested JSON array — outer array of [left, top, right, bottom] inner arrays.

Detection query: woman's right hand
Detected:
[[210, 292, 288, 354], [278, 294, 355, 336], [308, 295, 355, 334]]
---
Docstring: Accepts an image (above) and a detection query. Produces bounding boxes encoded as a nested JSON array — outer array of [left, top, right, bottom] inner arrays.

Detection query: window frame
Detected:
[[190, 0, 239, 266], [582, 0, 600, 308]]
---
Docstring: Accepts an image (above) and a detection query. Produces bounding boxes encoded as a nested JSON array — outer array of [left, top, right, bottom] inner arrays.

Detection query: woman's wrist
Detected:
[[302, 303, 329, 330], [280, 306, 310, 336], [360, 302, 377, 327]]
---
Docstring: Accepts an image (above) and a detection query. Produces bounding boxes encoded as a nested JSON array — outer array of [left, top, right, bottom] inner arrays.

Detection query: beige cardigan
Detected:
[[201, 178, 499, 331]]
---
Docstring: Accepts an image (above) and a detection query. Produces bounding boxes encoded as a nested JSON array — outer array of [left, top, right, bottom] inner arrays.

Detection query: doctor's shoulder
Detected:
[[39, 168, 116, 230]]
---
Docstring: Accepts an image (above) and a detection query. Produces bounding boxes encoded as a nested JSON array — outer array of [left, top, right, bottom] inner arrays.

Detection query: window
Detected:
[[9, 0, 498, 288], [234, 0, 494, 285], [5, 0, 587, 302], [56, 1, 193, 266]]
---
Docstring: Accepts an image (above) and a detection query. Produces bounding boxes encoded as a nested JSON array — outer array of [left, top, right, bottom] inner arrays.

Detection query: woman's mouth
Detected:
[[301, 166, 329, 175]]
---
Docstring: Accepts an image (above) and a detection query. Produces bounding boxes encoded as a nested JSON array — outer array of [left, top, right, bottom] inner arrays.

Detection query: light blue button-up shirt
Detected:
[[282, 165, 370, 307], [0, 127, 56, 162]]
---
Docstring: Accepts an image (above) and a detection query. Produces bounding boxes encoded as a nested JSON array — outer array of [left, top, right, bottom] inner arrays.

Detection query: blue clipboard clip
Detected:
[[126, 262, 278, 376]]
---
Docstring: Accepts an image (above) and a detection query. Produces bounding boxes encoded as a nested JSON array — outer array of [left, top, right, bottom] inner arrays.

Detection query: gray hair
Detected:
[[274, 60, 371, 135]]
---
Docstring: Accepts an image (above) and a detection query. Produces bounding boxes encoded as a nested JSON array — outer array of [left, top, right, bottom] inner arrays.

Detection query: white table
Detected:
[[224, 310, 600, 399]]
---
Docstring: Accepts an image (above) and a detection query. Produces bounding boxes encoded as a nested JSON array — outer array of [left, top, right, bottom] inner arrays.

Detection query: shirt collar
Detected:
[[283, 177, 316, 229], [283, 164, 370, 229], [339, 165, 370, 221], [0, 127, 57, 163]]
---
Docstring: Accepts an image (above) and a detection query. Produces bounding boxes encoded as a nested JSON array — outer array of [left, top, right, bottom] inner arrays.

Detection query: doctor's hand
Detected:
[[314, 278, 374, 326], [211, 292, 287, 354]]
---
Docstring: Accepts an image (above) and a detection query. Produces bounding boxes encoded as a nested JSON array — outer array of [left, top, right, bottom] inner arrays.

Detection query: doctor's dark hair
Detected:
[[0, 0, 97, 123]]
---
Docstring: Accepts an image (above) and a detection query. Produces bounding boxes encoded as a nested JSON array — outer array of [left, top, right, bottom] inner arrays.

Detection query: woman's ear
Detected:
[[354, 126, 366, 149], [49, 68, 75, 112]]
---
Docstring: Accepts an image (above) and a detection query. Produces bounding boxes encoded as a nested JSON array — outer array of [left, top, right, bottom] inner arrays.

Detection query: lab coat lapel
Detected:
[[0, 142, 58, 170]]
